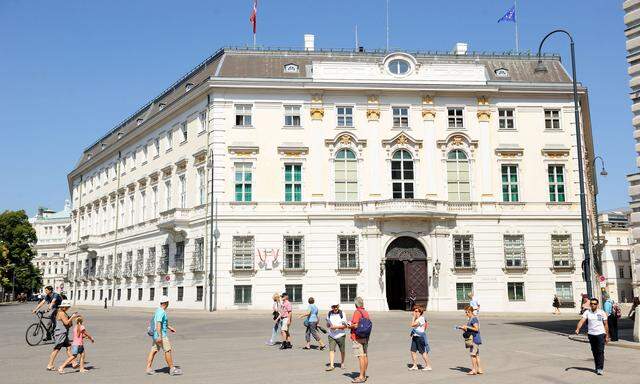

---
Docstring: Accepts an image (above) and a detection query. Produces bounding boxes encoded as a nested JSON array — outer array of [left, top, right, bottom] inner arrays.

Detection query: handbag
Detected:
[[462, 331, 474, 348]]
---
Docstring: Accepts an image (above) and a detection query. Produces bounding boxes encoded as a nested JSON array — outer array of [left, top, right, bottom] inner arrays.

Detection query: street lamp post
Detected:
[[535, 30, 594, 298], [592, 156, 608, 272], [208, 150, 220, 312]]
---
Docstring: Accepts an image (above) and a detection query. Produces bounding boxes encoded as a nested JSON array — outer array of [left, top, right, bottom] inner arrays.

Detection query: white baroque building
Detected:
[[65, 40, 597, 312], [599, 210, 634, 303], [30, 203, 71, 294]]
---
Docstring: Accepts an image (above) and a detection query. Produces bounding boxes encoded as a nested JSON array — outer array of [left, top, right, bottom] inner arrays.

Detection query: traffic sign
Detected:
[[165, 275, 171, 282], [599, 275, 606, 283]]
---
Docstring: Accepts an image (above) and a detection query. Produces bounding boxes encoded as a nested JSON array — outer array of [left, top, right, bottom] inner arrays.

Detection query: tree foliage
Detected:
[[0, 210, 42, 294]]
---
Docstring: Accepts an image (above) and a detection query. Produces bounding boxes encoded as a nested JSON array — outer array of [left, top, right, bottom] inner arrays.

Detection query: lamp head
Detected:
[[600, 169, 608, 177]]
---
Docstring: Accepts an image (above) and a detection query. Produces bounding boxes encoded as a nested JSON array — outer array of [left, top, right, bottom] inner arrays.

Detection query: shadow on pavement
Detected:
[[449, 366, 472, 373], [564, 366, 595, 374], [507, 318, 636, 342]]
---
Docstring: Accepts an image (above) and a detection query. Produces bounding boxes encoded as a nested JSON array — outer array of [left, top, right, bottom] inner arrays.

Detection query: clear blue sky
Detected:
[[0, 1, 632, 216]]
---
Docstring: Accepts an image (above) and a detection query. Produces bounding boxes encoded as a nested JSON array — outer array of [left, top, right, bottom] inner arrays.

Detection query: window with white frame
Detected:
[[498, 109, 515, 129], [453, 235, 473, 268], [507, 282, 525, 301], [197, 167, 205, 205], [548, 165, 566, 202], [166, 131, 173, 150], [234, 285, 252, 304], [551, 235, 572, 267], [284, 164, 302, 202], [119, 198, 125, 226], [284, 236, 304, 270], [335, 149, 358, 202], [131, 151, 137, 170], [338, 235, 358, 269], [504, 235, 525, 267], [198, 111, 207, 133], [235, 104, 252, 126], [152, 186, 158, 218], [154, 138, 160, 157], [180, 122, 187, 142], [447, 150, 470, 202], [284, 105, 301, 126], [232, 236, 254, 270], [391, 150, 414, 199], [284, 284, 303, 303], [501, 165, 519, 202], [340, 284, 357, 303], [447, 107, 464, 128], [234, 163, 252, 202], [179, 174, 186, 208], [336, 106, 353, 127], [392, 106, 409, 128], [140, 190, 146, 222], [102, 206, 107, 232], [165, 180, 172, 210], [544, 109, 561, 130], [129, 195, 135, 225], [555, 282, 573, 302]]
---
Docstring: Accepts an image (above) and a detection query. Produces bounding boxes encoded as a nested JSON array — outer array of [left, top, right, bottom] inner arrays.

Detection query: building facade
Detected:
[[30, 203, 71, 294], [65, 40, 596, 312], [624, 0, 640, 302], [599, 210, 634, 302]]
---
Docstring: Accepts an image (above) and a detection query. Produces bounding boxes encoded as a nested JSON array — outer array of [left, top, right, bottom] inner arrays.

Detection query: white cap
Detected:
[[59, 300, 72, 308], [159, 295, 170, 304]]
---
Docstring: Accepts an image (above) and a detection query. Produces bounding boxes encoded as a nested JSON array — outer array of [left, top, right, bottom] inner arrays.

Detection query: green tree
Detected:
[[0, 210, 42, 296]]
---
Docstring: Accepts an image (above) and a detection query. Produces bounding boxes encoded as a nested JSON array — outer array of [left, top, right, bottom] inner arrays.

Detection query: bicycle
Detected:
[[25, 311, 54, 346]]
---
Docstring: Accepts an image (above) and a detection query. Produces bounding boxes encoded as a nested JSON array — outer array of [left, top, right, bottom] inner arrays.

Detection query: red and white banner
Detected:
[[249, 0, 258, 34]]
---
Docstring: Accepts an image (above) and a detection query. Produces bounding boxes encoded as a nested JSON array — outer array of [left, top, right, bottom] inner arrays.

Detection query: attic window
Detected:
[[117, 132, 124, 140], [283, 63, 299, 73], [495, 68, 510, 78], [185, 83, 194, 92], [101, 143, 107, 150], [159, 103, 166, 111], [87, 153, 93, 160], [136, 118, 144, 126]]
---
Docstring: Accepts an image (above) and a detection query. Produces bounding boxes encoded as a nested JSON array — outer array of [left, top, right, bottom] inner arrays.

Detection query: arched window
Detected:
[[335, 149, 358, 201], [447, 150, 470, 202], [391, 150, 414, 199]]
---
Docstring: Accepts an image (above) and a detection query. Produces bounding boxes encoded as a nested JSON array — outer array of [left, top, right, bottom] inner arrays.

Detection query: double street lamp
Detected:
[[535, 30, 594, 298]]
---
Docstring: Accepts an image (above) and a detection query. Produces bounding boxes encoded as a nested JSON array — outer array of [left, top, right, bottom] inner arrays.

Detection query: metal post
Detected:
[[536, 30, 593, 298], [213, 200, 219, 311], [208, 150, 214, 312]]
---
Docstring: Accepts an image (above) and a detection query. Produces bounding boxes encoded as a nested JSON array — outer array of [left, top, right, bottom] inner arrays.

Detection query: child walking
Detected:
[[59, 315, 95, 373]]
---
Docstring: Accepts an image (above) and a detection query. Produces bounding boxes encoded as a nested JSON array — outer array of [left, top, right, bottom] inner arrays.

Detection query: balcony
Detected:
[[145, 259, 156, 276], [78, 235, 100, 251], [134, 258, 144, 277], [503, 258, 527, 272], [171, 258, 184, 274], [123, 261, 133, 278], [157, 208, 190, 235], [551, 257, 575, 272], [104, 264, 113, 279], [453, 257, 476, 273], [190, 253, 205, 272], [157, 257, 169, 275], [357, 199, 454, 220], [113, 264, 122, 278]]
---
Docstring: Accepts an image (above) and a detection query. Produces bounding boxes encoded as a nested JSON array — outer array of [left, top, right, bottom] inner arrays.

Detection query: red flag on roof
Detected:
[[250, 0, 258, 34]]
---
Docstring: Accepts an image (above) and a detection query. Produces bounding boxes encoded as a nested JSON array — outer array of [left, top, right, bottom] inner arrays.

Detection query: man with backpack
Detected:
[[349, 297, 371, 383], [603, 296, 620, 341], [146, 295, 182, 376]]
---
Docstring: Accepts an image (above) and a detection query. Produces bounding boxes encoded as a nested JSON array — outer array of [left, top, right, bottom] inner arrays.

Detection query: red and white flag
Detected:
[[249, 0, 258, 34]]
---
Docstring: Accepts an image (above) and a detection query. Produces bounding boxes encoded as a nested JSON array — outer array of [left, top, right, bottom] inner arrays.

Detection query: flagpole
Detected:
[[515, 0, 519, 53], [253, 33, 256, 49], [355, 24, 359, 51], [386, 0, 389, 51]]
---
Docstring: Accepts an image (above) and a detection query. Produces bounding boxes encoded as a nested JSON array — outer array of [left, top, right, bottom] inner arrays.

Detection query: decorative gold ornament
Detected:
[[396, 134, 408, 145], [311, 94, 323, 104], [366, 109, 381, 121], [452, 136, 464, 146], [310, 108, 324, 120], [368, 95, 379, 104], [422, 95, 434, 105], [477, 96, 490, 106], [339, 134, 352, 145], [422, 109, 436, 120], [477, 110, 491, 122]]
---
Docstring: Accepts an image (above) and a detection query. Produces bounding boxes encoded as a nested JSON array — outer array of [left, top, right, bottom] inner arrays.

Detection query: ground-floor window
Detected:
[[456, 282, 473, 310], [149, 287, 155, 302], [162, 287, 168, 297], [340, 284, 357, 303], [91, 290, 95, 301], [285, 284, 303, 303], [83, 290, 87, 300], [70, 291, 73, 300], [234, 285, 252, 304], [138, 288, 143, 301], [99, 289, 103, 301], [127, 288, 132, 301], [108, 289, 112, 301], [555, 282, 573, 302], [507, 282, 525, 301], [196, 286, 203, 302], [177, 286, 184, 301], [117, 288, 121, 301]]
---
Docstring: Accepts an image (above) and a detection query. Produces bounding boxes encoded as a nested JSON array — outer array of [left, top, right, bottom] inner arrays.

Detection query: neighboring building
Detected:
[[65, 38, 596, 312], [625, 0, 640, 302], [599, 210, 634, 302], [30, 202, 71, 294]]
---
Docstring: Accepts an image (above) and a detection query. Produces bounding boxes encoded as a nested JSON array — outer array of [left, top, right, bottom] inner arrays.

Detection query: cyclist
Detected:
[[32, 286, 62, 340]]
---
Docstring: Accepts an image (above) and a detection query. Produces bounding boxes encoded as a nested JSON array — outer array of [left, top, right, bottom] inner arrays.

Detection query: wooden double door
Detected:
[[385, 237, 429, 310]]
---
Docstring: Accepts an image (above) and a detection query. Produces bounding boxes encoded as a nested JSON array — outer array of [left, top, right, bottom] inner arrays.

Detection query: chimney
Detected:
[[304, 34, 315, 51], [454, 42, 468, 55]]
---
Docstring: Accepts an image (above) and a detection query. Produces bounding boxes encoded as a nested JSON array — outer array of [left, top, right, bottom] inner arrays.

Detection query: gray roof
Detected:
[[74, 47, 572, 171]]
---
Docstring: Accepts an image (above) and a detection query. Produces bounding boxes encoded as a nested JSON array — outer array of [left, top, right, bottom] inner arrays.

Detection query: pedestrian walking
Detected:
[[277, 292, 293, 349], [629, 297, 639, 321], [58, 315, 95, 374], [325, 303, 348, 371], [575, 297, 610, 375], [298, 297, 326, 350], [146, 296, 182, 376], [457, 306, 483, 376], [580, 294, 589, 314], [46, 300, 78, 371], [603, 296, 620, 341], [33, 285, 62, 339], [468, 292, 480, 316], [408, 305, 432, 371], [266, 293, 281, 346], [552, 295, 561, 315], [348, 297, 371, 383]]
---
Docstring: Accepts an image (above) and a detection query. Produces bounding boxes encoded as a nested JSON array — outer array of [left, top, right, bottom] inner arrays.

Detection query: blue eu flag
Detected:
[[498, 5, 516, 23]]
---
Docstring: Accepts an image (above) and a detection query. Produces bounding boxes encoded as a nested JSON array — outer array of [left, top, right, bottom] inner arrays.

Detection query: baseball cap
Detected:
[[331, 303, 340, 308], [159, 295, 170, 304], [281, 292, 288, 297], [59, 300, 72, 308]]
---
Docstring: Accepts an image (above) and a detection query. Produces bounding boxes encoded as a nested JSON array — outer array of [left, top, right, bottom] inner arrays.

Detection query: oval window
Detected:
[[388, 59, 410, 75]]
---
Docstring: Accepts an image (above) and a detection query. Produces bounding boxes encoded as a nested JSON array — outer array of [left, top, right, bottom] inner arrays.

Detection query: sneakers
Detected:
[[596, 369, 604, 376], [408, 365, 419, 371], [145, 368, 154, 376], [170, 367, 183, 376], [421, 366, 433, 371]]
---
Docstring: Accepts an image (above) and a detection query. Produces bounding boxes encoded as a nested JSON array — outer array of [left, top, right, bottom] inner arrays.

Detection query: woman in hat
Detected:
[[46, 300, 78, 371]]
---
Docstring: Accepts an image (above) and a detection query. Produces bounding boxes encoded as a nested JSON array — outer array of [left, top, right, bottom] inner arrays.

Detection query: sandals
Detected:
[[352, 378, 367, 383], [46, 366, 55, 371]]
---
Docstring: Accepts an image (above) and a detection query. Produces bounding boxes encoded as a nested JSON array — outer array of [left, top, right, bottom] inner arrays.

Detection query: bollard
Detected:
[[104, 298, 107, 309]]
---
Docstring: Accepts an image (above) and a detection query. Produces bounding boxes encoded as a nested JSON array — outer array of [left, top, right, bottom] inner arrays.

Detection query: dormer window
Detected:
[[117, 132, 124, 140], [101, 143, 107, 150], [387, 59, 410, 75], [159, 103, 166, 111], [185, 83, 194, 92], [495, 68, 510, 78], [136, 118, 144, 126], [87, 153, 93, 160], [284, 63, 299, 73]]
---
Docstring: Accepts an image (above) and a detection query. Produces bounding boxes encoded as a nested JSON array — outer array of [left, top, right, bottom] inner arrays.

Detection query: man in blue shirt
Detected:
[[603, 296, 619, 341], [146, 296, 181, 376], [32, 286, 62, 340]]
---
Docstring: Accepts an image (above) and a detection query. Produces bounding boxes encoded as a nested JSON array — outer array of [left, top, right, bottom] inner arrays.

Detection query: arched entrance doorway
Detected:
[[385, 237, 428, 310]]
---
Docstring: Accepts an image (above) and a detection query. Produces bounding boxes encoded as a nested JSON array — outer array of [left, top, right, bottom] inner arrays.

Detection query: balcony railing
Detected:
[[453, 256, 476, 272], [134, 258, 144, 277], [157, 257, 169, 275], [114, 264, 122, 278], [88, 267, 96, 280], [123, 261, 132, 278], [171, 258, 184, 274], [504, 258, 527, 271], [552, 257, 575, 271], [145, 258, 156, 276], [190, 252, 205, 272], [104, 264, 113, 279], [95, 264, 104, 279]]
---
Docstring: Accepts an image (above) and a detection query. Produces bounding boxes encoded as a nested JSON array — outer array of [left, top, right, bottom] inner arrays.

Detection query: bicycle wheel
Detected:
[[25, 323, 44, 346]]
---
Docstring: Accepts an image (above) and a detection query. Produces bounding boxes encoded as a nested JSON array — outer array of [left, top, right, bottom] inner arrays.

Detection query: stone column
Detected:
[[477, 97, 493, 201], [422, 96, 437, 198], [362, 219, 385, 310]]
